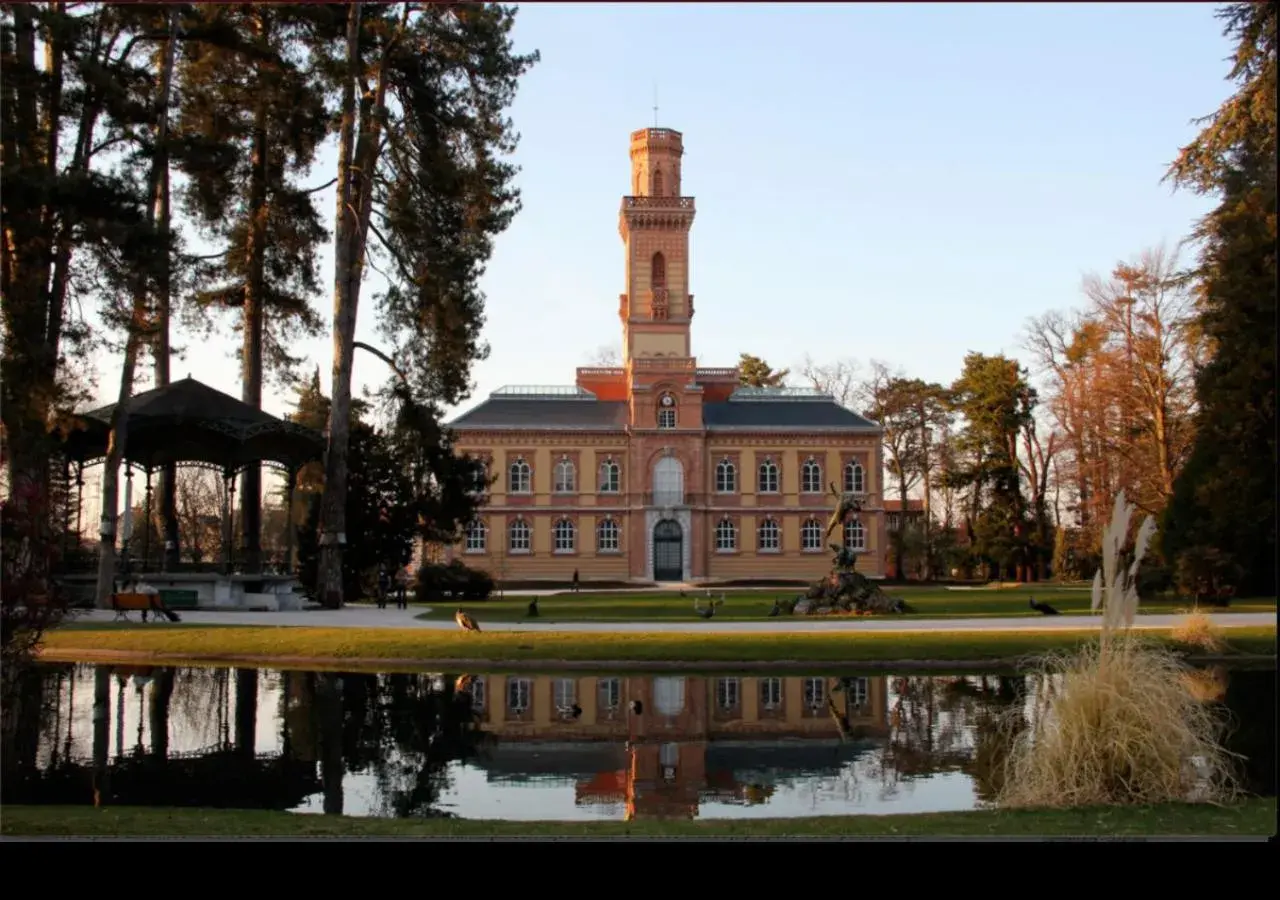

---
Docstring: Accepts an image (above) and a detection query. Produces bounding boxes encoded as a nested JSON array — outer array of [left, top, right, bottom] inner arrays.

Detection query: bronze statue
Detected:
[[825, 481, 862, 542]]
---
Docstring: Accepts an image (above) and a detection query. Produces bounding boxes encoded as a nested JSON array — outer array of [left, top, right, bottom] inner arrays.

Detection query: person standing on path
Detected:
[[377, 564, 391, 610], [572, 568, 580, 593]]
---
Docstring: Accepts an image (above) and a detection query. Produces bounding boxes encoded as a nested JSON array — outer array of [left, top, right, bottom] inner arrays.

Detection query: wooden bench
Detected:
[[111, 592, 176, 622]]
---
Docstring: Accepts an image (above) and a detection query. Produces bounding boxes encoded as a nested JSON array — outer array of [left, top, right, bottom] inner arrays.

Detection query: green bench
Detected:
[[158, 589, 200, 610]]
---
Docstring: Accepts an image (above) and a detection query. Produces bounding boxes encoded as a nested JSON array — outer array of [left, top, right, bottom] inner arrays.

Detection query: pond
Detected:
[[2, 664, 1273, 821]]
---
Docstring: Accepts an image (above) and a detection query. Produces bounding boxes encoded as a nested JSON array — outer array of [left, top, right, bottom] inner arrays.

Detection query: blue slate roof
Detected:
[[446, 387, 880, 433]]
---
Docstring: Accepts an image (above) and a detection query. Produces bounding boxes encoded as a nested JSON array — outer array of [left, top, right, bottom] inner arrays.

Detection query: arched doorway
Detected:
[[653, 519, 683, 582]]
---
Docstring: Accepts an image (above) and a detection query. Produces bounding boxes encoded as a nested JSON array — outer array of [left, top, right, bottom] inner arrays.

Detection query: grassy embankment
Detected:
[[413, 586, 1278, 623], [2, 800, 1274, 837], [38, 620, 1277, 670]]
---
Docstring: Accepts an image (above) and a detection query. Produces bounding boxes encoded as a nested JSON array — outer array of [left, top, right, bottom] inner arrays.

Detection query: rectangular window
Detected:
[[507, 678, 531, 713], [598, 677, 621, 712]]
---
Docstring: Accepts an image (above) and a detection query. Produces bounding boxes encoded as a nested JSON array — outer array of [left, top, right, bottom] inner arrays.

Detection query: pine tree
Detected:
[[314, 3, 538, 607], [1160, 2, 1277, 596], [175, 3, 337, 571]]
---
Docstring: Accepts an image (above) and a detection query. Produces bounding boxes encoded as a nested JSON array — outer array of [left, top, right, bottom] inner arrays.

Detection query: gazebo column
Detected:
[[284, 465, 299, 575], [74, 462, 85, 561], [221, 468, 237, 574], [141, 469, 153, 571], [240, 458, 262, 575]]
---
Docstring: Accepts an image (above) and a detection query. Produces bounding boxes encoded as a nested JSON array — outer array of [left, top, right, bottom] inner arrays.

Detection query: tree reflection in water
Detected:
[[337, 672, 495, 818], [2, 665, 1269, 818]]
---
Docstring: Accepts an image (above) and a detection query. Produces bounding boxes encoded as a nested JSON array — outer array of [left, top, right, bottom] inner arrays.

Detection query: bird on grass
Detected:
[[767, 598, 782, 618], [455, 609, 481, 632], [1029, 596, 1060, 616], [693, 596, 724, 620], [520, 597, 539, 622]]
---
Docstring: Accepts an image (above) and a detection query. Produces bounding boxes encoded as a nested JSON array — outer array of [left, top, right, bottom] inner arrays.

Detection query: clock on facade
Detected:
[[661, 394, 674, 406]]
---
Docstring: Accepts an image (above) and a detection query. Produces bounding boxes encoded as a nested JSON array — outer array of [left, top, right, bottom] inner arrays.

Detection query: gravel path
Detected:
[[71, 607, 1276, 634]]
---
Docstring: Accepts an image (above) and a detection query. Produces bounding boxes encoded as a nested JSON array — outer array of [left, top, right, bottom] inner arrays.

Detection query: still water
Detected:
[[2, 664, 1273, 821]]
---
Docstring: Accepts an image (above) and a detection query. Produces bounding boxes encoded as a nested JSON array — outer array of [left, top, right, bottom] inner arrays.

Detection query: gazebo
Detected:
[[57, 377, 325, 609]]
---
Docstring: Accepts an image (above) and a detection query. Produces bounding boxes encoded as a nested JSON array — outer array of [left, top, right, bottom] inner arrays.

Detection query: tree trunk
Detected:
[[318, 3, 398, 608], [152, 11, 179, 571], [316, 4, 363, 609], [896, 478, 909, 582], [92, 11, 177, 607], [239, 85, 270, 574]]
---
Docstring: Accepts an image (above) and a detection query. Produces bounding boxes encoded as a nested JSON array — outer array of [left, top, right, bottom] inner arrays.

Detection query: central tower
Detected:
[[618, 127, 697, 365]]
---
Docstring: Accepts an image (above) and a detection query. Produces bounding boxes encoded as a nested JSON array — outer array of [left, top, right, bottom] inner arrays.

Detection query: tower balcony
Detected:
[[622, 196, 695, 211]]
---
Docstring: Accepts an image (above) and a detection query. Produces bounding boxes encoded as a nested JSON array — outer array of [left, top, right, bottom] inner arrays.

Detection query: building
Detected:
[[445, 126, 886, 584], [462, 673, 890, 820]]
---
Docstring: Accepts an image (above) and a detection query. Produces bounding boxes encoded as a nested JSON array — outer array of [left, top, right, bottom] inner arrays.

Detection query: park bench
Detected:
[[157, 588, 200, 610], [111, 592, 181, 623]]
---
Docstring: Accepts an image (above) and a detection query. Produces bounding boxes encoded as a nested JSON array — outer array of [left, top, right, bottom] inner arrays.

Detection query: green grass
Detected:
[[2, 800, 1274, 837], [417, 587, 1278, 623], [37, 621, 1277, 669]]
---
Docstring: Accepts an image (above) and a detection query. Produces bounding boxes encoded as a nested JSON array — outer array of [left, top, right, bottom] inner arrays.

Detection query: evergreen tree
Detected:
[[1160, 2, 1276, 596], [314, 3, 538, 607], [948, 353, 1037, 580], [738, 353, 790, 387], [175, 3, 337, 570]]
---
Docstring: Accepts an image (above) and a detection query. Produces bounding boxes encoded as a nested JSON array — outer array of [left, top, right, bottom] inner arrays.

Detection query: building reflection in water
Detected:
[[9, 665, 1269, 820], [462, 674, 890, 820]]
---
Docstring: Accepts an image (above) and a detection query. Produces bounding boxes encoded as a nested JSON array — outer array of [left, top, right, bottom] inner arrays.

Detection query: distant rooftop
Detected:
[[728, 386, 832, 401], [490, 385, 597, 399]]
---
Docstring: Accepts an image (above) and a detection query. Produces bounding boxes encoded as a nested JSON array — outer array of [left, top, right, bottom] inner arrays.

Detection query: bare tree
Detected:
[[800, 355, 861, 410], [1083, 245, 1199, 512], [174, 468, 224, 564], [585, 344, 621, 366]]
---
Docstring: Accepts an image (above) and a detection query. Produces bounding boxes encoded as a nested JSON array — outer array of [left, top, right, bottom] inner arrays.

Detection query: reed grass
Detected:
[[1172, 611, 1227, 653], [996, 491, 1244, 810]]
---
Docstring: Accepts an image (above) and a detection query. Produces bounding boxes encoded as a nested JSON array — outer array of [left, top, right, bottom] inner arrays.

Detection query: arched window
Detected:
[[801, 518, 823, 552], [651, 251, 666, 288], [553, 457, 576, 493], [803, 677, 826, 711], [715, 517, 737, 552], [464, 519, 487, 553], [509, 457, 531, 494], [597, 518, 620, 552], [844, 518, 866, 550], [758, 458, 779, 493], [657, 392, 677, 429], [553, 518, 576, 553], [757, 518, 780, 552], [801, 457, 822, 493], [598, 458, 620, 493], [714, 458, 736, 493], [843, 461, 865, 494], [652, 168, 665, 198], [508, 519, 531, 553], [653, 456, 684, 506]]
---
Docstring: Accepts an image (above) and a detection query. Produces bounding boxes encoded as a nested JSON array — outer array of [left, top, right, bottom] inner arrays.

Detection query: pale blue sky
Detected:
[[87, 1, 1235, 424]]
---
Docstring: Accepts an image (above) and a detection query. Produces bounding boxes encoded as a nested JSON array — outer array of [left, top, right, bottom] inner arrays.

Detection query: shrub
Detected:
[[415, 560, 494, 603], [996, 491, 1241, 809]]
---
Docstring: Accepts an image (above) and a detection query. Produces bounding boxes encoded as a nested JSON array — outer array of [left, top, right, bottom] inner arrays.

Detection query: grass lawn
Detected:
[[414, 586, 1278, 623], [2, 800, 1274, 837], [38, 621, 1277, 669]]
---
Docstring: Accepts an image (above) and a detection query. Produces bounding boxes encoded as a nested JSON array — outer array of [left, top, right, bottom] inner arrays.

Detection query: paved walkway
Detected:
[[71, 606, 1276, 635]]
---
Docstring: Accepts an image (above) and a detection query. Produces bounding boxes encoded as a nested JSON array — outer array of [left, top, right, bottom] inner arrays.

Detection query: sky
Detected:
[[85, 1, 1237, 426]]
